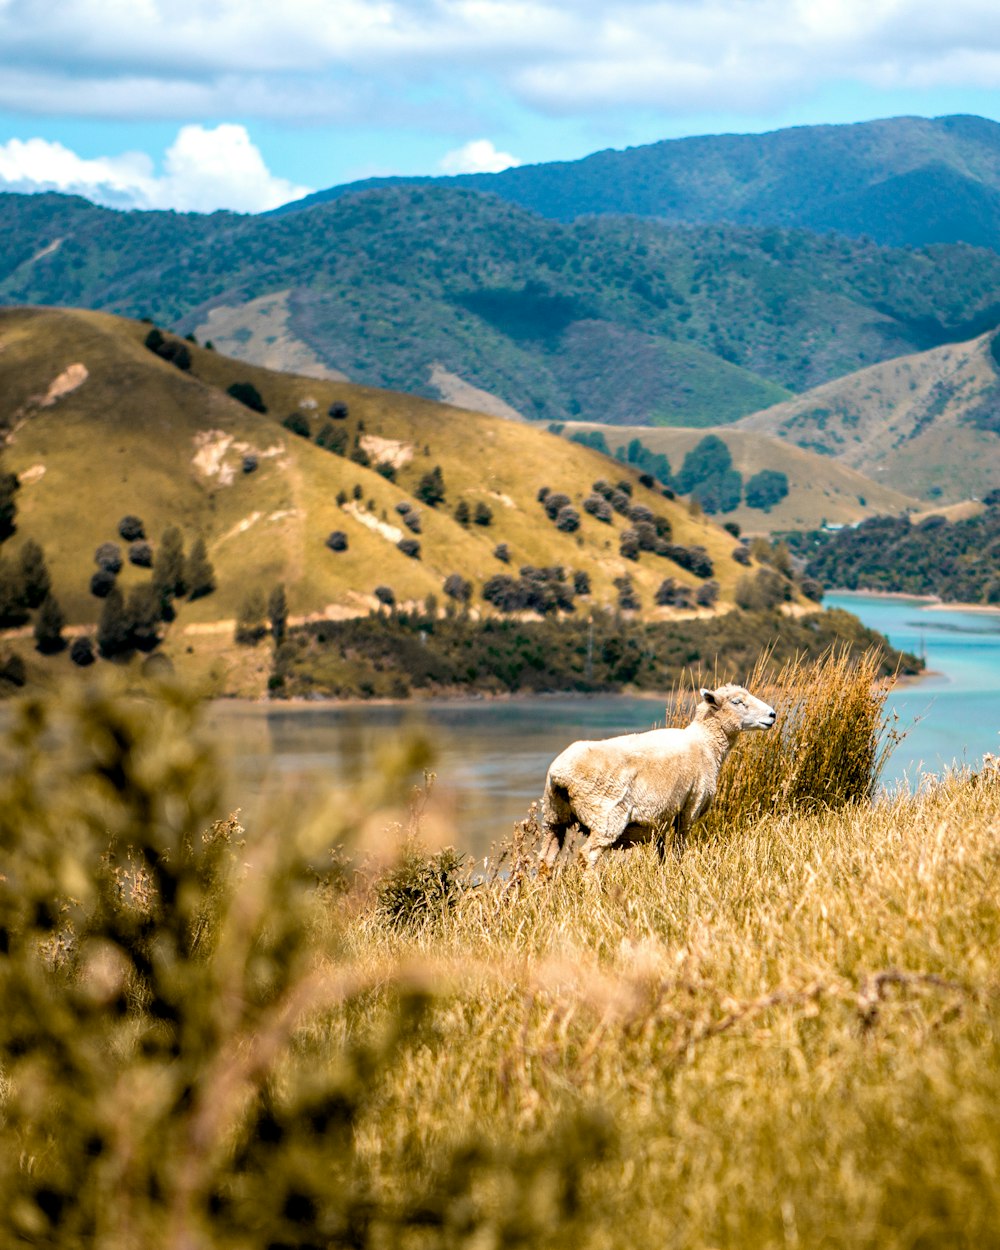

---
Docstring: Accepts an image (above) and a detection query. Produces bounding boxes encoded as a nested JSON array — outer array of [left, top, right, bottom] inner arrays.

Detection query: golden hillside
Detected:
[[737, 330, 1000, 502], [562, 421, 919, 532], [0, 307, 758, 635]]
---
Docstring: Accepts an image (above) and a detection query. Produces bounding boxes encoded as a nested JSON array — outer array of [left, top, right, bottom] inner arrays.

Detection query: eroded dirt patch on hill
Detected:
[[344, 502, 403, 543], [38, 363, 88, 407], [192, 430, 284, 485], [359, 434, 413, 469], [429, 363, 525, 421]]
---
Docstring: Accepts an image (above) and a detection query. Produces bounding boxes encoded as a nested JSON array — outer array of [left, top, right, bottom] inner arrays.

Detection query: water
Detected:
[[213, 593, 1000, 853], [825, 592, 1000, 788]]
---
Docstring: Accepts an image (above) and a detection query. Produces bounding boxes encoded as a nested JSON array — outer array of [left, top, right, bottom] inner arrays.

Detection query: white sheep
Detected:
[[539, 683, 776, 868]]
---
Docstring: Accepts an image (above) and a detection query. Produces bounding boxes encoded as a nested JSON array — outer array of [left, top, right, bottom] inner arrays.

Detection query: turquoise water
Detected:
[[825, 592, 1000, 787], [213, 593, 1000, 851]]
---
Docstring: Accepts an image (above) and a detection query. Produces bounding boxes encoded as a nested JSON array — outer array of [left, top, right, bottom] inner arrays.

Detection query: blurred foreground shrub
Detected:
[[0, 678, 607, 1248]]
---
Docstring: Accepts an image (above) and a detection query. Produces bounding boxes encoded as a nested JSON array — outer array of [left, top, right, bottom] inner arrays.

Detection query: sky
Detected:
[[1, 0, 1000, 214]]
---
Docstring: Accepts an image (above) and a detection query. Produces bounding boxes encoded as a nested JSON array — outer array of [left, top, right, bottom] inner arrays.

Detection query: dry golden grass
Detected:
[[2, 662, 999, 1248]]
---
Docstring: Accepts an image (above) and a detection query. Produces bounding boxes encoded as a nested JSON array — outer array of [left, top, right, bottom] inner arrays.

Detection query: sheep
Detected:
[[539, 683, 776, 868]]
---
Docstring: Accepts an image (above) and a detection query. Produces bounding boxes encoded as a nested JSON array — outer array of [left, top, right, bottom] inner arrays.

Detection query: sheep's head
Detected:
[[699, 683, 776, 733]]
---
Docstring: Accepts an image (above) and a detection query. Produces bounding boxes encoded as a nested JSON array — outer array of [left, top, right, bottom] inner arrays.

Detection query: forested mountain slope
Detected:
[[278, 115, 1000, 251], [4, 186, 1000, 428]]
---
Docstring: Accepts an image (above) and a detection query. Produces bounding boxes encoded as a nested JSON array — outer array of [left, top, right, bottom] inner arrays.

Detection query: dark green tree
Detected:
[[153, 527, 187, 605], [745, 469, 790, 512], [0, 470, 19, 542], [185, 538, 215, 601], [268, 585, 288, 645], [97, 587, 131, 658], [473, 502, 493, 527], [126, 584, 162, 651], [0, 557, 28, 628], [415, 466, 446, 507], [33, 593, 66, 654], [226, 381, 267, 412], [235, 591, 267, 645], [454, 500, 470, 526], [18, 540, 50, 609]]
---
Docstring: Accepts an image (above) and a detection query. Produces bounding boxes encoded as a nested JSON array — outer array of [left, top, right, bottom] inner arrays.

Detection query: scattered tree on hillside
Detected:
[[327, 401, 349, 420], [126, 584, 162, 650], [326, 531, 348, 552], [0, 470, 20, 542], [454, 500, 470, 526], [243, 454, 258, 474], [614, 574, 640, 611], [573, 569, 590, 595], [33, 593, 66, 654], [90, 569, 117, 598], [185, 537, 215, 600], [416, 466, 446, 507], [619, 529, 639, 560], [69, 635, 95, 667], [226, 381, 267, 413], [403, 511, 422, 533], [398, 538, 421, 559], [97, 587, 130, 658], [374, 585, 395, 607], [18, 540, 50, 609], [268, 585, 288, 645], [493, 542, 510, 563], [735, 568, 792, 610], [153, 527, 187, 604], [129, 541, 153, 568], [745, 469, 790, 512], [0, 558, 28, 627], [118, 515, 145, 541], [696, 580, 720, 608], [316, 423, 348, 455], [443, 573, 472, 603], [282, 413, 311, 439], [677, 435, 742, 514], [473, 502, 493, 527], [235, 591, 267, 645], [95, 543, 123, 575]]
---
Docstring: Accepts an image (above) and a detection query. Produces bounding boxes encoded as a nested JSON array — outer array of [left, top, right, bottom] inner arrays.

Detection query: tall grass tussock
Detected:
[[1, 658, 999, 1248]]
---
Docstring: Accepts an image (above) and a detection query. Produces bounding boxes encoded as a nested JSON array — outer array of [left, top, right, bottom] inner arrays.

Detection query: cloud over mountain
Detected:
[[0, 124, 311, 212]]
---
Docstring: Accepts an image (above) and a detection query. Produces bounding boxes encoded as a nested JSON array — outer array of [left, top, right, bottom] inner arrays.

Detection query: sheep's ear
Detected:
[[700, 688, 717, 705]]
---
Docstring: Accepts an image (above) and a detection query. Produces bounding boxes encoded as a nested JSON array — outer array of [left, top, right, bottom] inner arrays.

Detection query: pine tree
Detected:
[[126, 584, 162, 651], [34, 593, 66, 654], [97, 588, 130, 658], [0, 556, 28, 628], [415, 466, 446, 507], [153, 527, 186, 606], [268, 585, 288, 645], [185, 537, 215, 601], [235, 591, 267, 645], [18, 540, 50, 609], [0, 470, 19, 542]]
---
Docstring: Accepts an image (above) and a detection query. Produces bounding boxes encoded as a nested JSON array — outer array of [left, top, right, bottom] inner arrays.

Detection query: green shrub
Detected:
[[226, 381, 267, 412]]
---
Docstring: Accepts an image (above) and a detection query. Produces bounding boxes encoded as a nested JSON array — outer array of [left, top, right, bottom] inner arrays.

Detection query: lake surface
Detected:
[[213, 592, 1000, 854]]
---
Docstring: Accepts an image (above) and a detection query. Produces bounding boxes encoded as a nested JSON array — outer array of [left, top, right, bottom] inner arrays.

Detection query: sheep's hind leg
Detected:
[[540, 781, 573, 867], [585, 802, 631, 870]]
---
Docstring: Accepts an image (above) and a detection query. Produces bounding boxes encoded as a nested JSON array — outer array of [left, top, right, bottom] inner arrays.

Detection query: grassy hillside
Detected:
[[278, 114, 1000, 251], [738, 329, 1000, 501], [0, 307, 769, 685], [5, 186, 1000, 429], [561, 422, 919, 532]]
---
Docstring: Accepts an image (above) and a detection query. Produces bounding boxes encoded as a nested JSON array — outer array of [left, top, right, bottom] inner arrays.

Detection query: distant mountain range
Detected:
[[276, 114, 1000, 252], [5, 174, 1000, 435]]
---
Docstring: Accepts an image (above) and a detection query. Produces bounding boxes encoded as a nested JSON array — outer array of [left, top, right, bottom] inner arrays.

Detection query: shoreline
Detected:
[[829, 589, 1000, 616]]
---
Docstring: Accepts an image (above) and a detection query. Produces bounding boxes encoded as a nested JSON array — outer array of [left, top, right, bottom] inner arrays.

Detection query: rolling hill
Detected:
[[0, 307, 763, 659], [736, 329, 1000, 502], [5, 185, 1000, 430], [276, 115, 1000, 252], [559, 423, 920, 532]]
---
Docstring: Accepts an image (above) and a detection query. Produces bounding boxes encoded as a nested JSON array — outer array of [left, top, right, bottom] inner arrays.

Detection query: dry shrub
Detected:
[[666, 646, 897, 840]]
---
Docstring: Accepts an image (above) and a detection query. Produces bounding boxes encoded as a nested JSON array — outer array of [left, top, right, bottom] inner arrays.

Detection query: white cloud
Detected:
[[1, 1, 1000, 123], [440, 139, 522, 174], [0, 124, 312, 212]]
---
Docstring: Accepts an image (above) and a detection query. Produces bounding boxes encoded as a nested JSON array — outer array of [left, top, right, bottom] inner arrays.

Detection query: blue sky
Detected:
[[1, 0, 1000, 213]]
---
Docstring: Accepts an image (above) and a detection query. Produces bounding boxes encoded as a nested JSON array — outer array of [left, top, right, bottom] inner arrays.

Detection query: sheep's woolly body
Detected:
[[540, 683, 776, 867]]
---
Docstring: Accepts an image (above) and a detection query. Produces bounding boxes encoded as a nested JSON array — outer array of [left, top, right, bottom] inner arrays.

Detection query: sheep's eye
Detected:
[[732, 697, 744, 706]]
